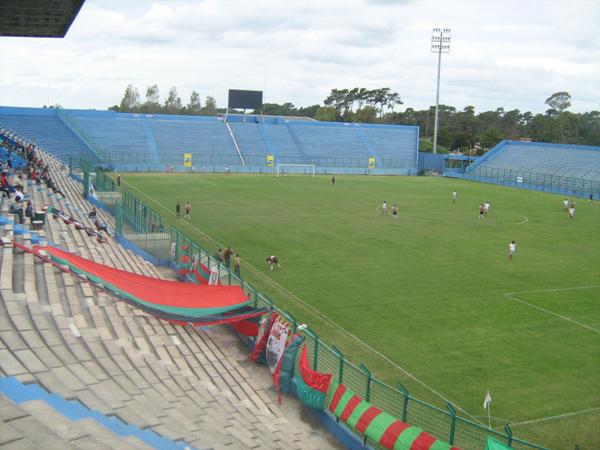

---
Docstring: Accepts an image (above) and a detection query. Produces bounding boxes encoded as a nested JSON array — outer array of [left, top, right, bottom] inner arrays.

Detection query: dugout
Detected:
[[443, 154, 477, 175]]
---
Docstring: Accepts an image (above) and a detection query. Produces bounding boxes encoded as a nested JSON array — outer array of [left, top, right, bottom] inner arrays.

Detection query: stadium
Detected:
[[0, 2, 598, 450]]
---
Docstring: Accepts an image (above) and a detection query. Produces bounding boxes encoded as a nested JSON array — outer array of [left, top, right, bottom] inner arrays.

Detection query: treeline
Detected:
[[110, 85, 600, 153], [263, 90, 600, 153], [112, 84, 220, 116]]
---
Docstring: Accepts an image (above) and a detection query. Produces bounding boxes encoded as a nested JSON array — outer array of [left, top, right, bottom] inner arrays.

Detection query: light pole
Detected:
[[431, 27, 451, 154]]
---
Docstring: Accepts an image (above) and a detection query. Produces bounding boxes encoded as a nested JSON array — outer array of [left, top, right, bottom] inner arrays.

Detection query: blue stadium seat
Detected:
[[466, 140, 600, 195]]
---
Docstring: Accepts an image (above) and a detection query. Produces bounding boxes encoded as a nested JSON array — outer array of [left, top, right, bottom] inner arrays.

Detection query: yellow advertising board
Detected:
[[183, 153, 192, 168], [266, 155, 275, 167], [368, 157, 376, 169]]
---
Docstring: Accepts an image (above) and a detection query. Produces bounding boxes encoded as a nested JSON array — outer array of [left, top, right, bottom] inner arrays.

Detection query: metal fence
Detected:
[[465, 166, 600, 197], [96, 151, 414, 171], [166, 225, 548, 450]]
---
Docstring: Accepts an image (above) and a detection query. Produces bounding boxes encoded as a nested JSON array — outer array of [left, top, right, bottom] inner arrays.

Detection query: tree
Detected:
[[164, 86, 182, 114], [545, 92, 571, 113], [119, 84, 140, 112], [202, 96, 217, 115], [187, 90, 202, 115], [354, 106, 378, 123], [314, 106, 337, 122], [142, 84, 161, 113]]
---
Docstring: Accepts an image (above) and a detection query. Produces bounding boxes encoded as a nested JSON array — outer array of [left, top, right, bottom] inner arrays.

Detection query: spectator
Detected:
[[88, 207, 97, 220], [234, 254, 241, 277], [10, 202, 24, 224], [213, 248, 223, 263], [24, 201, 33, 222], [46, 178, 65, 197], [223, 246, 232, 268], [14, 187, 25, 203], [117, 174, 121, 187], [94, 218, 109, 234], [1, 172, 10, 197]]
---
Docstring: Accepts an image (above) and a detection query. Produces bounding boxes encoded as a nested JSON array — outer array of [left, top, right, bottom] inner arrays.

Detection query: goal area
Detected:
[[276, 164, 316, 177]]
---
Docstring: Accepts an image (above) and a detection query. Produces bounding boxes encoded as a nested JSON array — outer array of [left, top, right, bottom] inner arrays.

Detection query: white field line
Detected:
[[506, 285, 600, 295], [509, 406, 600, 427], [197, 177, 219, 187], [503, 292, 600, 334], [122, 179, 481, 421]]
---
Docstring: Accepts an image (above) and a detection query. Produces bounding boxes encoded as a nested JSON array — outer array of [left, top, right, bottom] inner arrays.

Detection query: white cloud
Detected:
[[0, 0, 598, 113]]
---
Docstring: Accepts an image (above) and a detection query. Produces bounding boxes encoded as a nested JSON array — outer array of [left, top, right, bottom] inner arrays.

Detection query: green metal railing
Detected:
[[165, 224, 547, 450]]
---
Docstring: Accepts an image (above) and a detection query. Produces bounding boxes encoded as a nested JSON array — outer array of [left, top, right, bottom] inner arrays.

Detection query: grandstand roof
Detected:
[[0, 0, 85, 38]]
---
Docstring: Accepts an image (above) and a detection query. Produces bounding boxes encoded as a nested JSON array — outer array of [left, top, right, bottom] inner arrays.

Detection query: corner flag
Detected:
[[484, 390, 492, 429], [483, 391, 492, 409]]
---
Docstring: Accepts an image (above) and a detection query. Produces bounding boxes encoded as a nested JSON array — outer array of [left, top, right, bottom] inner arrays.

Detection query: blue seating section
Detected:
[[0, 376, 194, 450], [230, 120, 419, 171], [0, 108, 94, 163], [0, 106, 419, 173], [465, 140, 600, 196], [151, 118, 238, 165], [69, 115, 152, 164]]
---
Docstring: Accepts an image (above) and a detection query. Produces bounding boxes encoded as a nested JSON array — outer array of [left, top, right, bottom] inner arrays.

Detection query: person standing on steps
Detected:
[[234, 254, 241, 278], [223, 246, 232, 269]]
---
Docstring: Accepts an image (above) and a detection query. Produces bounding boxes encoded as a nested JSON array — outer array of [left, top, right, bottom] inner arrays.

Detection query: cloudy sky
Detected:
[[1, 0, 599, 114]]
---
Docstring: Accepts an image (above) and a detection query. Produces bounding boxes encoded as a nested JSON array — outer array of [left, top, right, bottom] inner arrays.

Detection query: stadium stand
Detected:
[[0, 106, 419, 175], [0, 107, 95, 164], [0, 134, 338, 449], [462, 140, 600, 197]]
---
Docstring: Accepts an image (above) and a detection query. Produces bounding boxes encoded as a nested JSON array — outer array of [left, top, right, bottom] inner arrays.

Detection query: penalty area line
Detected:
[[503, 292, 600, 333], [509, 406, 600, 427], [123, 179, 481, 422]]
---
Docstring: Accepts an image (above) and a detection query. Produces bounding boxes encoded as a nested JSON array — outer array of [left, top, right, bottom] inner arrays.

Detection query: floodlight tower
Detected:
[[431, 27, 451, 154]]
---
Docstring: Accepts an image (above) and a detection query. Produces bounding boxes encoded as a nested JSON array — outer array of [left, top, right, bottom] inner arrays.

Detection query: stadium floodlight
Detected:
[[431, 27, 451, 154]]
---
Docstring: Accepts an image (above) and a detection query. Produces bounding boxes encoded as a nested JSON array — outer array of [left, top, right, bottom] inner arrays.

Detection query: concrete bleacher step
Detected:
[[0, 379, 189, 450]]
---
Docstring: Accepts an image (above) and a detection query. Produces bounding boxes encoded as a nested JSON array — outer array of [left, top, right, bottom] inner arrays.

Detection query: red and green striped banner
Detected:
[[295, 345, 332, 409], [327, 381, 460, 450]]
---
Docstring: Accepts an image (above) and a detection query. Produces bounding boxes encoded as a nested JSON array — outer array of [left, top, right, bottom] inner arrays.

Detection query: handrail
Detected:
[[225, 121, 245, 166]]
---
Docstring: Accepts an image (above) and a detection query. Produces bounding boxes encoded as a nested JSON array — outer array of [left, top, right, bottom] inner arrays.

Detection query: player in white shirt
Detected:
[[452, 191, 457, 204], [382, 201, 388, 215], [508, 241, 516, 261], [569, 206, 575, 219], [562, 198, 569, 212], [484, 201, 491, 216]]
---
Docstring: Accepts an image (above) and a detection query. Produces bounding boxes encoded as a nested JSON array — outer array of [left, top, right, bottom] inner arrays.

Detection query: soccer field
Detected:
[[121, 173, 600, 449]]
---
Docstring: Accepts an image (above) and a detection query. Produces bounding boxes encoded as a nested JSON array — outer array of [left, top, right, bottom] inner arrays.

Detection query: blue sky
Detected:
[[1, 0, 598, 113]]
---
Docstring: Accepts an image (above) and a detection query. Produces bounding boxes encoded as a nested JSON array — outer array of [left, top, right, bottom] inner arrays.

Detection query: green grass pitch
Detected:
[[120, 173, 600, 449]]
